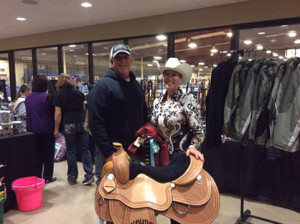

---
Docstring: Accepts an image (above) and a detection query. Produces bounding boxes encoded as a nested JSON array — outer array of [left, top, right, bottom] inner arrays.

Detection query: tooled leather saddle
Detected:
[[95, 142, 219, 224]]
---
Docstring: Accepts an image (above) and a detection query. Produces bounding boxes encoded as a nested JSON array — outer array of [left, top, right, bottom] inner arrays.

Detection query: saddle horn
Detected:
[[112, 142, 130, 184]]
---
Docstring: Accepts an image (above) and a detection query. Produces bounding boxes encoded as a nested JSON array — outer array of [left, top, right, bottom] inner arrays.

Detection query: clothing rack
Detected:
[[234, 143, 283, 224]]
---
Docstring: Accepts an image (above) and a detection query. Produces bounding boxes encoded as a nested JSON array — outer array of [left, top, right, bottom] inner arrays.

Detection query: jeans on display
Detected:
[[63, 122, 94, 180]]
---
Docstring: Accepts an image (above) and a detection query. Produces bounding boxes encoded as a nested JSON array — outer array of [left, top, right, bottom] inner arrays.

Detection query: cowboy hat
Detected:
[[160, 58, 192, 84]]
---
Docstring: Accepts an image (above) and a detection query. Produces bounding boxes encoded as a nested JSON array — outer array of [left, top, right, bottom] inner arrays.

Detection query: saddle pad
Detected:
[[162, 173, 220, 224], [94, 188, 112, 221], [124, 206, 156, 224], [172, 169, 211, 206], [100, 171, 172, 211]]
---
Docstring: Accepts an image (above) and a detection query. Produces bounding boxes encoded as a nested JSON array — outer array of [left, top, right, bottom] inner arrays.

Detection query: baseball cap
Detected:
[[110, 44, 131, 58]]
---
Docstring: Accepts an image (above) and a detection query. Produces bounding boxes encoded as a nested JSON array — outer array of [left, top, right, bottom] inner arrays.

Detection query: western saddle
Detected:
[[95, 142, 219, 224]]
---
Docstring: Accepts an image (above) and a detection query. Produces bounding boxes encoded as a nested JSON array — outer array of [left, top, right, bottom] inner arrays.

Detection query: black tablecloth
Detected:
[[0, 132, 36, 212], [202, 140, 300, 212]]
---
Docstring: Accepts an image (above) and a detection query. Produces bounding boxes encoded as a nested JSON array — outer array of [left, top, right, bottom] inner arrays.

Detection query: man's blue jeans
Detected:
[[64, 122, 94, 180]]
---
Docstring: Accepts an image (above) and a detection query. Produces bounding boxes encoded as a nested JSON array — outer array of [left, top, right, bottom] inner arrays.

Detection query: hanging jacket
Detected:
[[272, 58, 300, 152], [234, 59, 265, 140], [248, 58, 277, 141]]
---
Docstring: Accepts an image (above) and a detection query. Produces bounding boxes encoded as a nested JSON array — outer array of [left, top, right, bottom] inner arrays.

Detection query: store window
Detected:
[[0, 53, 10, 100], [128, 35, 168, 108], [239, 24, 300, 61], [93, 40, 123, 83], [37, 47, 58, 79], [63, 44, 89, 86], [14, 50, 33, 88], [175, 28, 232, 79]]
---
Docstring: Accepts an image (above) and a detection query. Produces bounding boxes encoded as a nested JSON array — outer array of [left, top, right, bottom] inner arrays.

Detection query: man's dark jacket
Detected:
[[88, 68, 148, 158]]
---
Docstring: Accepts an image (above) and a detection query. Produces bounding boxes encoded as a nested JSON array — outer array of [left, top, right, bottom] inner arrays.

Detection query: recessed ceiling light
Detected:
[[69, 45, 76, 47], [258, 32, 265, 35], [227, 32, 233, 37], [243, 40, 252, 45], [153, 56, 162, 60], [188, 42, 197, 48], [81, 2, 92, 8], [22, 0, 38, 5], [16, 17, 26, 21], [294, 39, 300, 44], [256, 44, 263, 50], [156, 34, 167, 41], [198, 62, 205, 66], [288, 31, 297, 37]]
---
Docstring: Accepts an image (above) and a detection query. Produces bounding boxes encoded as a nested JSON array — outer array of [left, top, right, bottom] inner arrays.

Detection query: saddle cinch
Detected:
[[95, 142, 220, 224]]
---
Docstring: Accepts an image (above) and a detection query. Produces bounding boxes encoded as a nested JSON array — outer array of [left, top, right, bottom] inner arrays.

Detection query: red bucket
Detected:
[[12, 176, 45, 212]]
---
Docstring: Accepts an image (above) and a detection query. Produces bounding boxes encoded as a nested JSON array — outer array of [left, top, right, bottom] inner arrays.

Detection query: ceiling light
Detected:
[[156, 34, 167, 41], [210, 45, 218, 53], [153, 56, 162, 60], [266, 50, 272, 54], [81, 2, 92, 8], [272, 52, 278, 57], [227, 53, 231, 57], [227, 32, 233, 37], [258, 32, 265, 35], [294, 39, 300, 44], [270, 39, 276, 43], [16, 17, 26, 21], [279, 56, 284, 59], [243, 40, 252, 45], [288, 31, 297, 37], [191, 65, 195, 68], [213, 64, 217, 67], [256, 44, 263, 50], [198, 62, 205, 66], [22, 0, 38, 5], [69, 49, 74, 52], [147, 64, 153, 67], [188, 38, 197, 48], [179, 59, 186, 63], [69, 45, 76, 47]]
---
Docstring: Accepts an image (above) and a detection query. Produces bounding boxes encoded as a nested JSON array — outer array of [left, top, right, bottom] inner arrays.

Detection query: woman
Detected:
[[13, 83, 31, 133], [25, 75, 56, 184], [53, 73, 94, 186], [151, 58, 204, 224]]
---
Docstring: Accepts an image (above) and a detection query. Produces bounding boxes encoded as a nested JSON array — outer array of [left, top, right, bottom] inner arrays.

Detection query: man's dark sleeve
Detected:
[[88, 84, 114, 159]]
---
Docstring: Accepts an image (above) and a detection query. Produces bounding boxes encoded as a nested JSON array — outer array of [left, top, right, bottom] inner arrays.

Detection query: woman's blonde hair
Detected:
[[55, 73, 75, 90]]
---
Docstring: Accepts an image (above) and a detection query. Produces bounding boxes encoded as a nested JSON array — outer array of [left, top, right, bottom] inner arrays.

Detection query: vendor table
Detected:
[[0, 132, 36, 212]]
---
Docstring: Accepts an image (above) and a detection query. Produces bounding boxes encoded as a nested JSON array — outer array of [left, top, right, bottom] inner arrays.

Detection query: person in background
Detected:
[[13, 83, 31, 133], [53, 73, 94, 186], [25, 75, 56, 184], [88, 44, 148, 163], [150, 58, 205, 224]]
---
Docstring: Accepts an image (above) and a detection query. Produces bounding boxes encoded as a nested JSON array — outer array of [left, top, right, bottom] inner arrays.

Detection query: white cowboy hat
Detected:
[[160, 58, 192, 85]]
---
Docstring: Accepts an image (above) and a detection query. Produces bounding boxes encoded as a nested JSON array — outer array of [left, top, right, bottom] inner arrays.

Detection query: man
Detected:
[[88, 44, 148, 166]]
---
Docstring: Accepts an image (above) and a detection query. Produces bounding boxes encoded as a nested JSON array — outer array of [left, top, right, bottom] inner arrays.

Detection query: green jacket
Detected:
[[272, 58, 300, 152]]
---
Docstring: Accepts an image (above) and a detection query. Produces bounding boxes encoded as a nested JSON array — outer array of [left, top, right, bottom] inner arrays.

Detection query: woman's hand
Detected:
[[186, 147, 205, 162]]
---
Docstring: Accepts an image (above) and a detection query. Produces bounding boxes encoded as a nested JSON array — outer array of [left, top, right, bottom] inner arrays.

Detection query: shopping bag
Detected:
[[54, 133, 67, 162]]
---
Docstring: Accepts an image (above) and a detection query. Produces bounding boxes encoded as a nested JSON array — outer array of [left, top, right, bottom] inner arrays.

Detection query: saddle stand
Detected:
[[95, 142, 220, 224]]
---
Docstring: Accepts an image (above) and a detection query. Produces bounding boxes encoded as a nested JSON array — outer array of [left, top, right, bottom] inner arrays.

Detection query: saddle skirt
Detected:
[[95, 142, 220, 224]]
